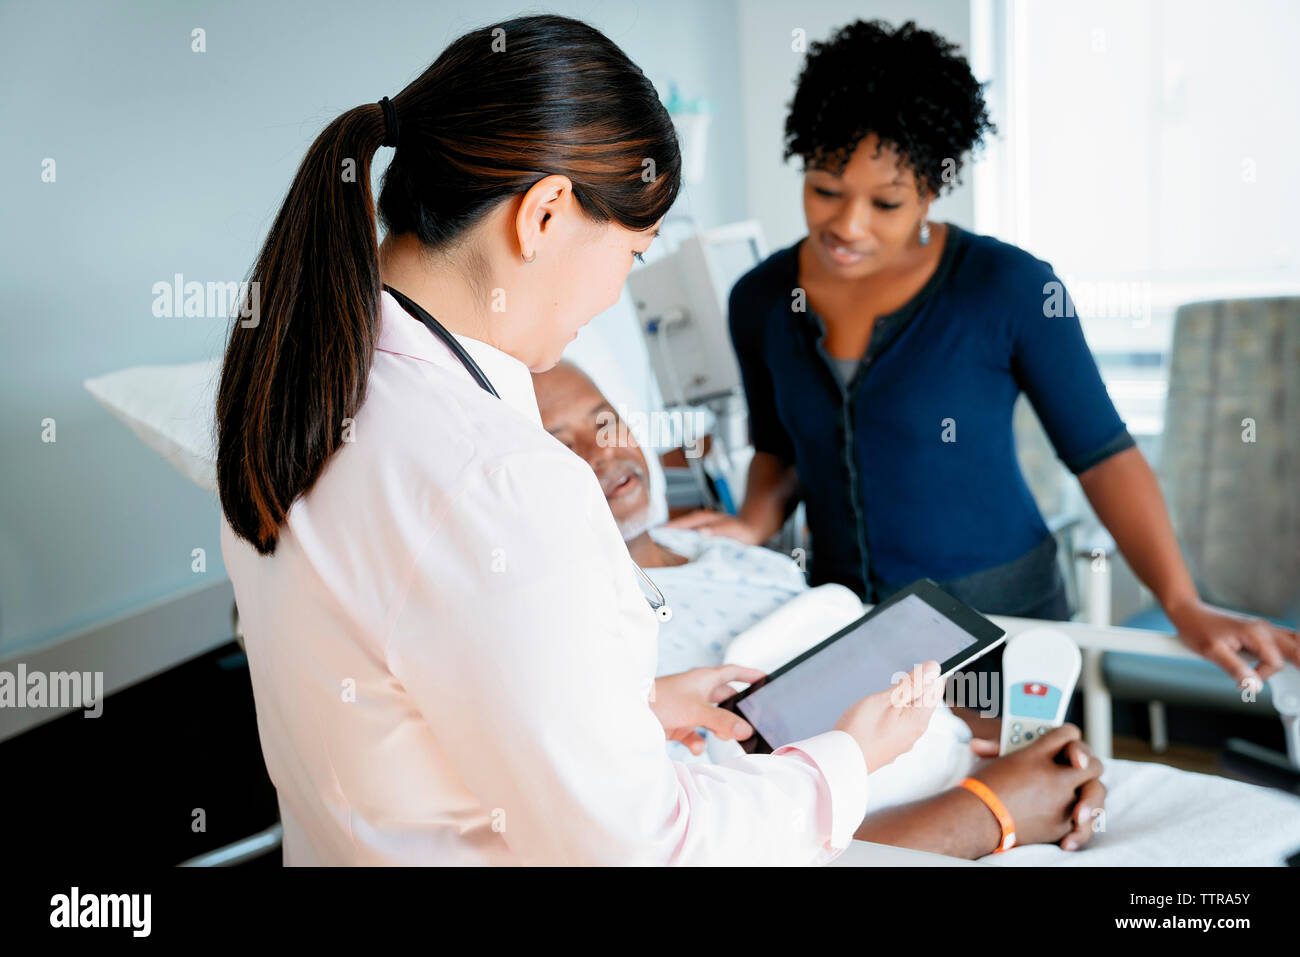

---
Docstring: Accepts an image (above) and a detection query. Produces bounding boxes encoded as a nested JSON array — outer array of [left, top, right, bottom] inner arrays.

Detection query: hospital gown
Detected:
[[644, 526, 806, 677], [643, 527, 805, 763]]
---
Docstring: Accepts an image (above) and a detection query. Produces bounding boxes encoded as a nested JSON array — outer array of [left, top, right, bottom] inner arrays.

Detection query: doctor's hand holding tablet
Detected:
[[719, 581, 1007, 754], [652, 661, 942, 769], [833, 660, 943, 771]]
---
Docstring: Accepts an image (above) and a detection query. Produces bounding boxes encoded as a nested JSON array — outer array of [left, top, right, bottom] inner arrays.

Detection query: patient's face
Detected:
[[534, 363, 651, 539]]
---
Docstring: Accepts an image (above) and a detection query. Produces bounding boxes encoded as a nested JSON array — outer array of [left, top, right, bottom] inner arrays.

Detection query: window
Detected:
[[972, 0, 1300, 436]]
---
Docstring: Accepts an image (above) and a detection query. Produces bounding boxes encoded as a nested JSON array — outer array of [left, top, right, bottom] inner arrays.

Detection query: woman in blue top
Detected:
[[670, 19, 1299, 688]]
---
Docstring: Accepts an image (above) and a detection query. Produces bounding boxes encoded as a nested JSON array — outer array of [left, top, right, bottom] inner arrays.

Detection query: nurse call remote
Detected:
[[999, 628, 1081, 755]]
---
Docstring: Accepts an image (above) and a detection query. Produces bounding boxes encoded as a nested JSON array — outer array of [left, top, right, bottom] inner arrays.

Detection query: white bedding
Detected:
[[863, 703, 1300, 866], [992, 758, 1300, 866]]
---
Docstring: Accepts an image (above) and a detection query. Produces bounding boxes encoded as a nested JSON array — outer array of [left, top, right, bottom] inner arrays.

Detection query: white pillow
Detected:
[[722, 583, 866, 676], [84, 359, 221, 493], [561, 289, 670, 528]]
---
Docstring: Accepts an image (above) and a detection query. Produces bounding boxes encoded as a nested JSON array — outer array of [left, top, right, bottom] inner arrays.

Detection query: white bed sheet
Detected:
[[865, 705, 1300, 866]]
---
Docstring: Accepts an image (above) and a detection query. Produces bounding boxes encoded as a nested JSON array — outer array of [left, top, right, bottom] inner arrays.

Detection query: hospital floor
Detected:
[[1110, 703, 1294, 786], [1112, 735, 1220, 774], [1, 643, 1290, 867]]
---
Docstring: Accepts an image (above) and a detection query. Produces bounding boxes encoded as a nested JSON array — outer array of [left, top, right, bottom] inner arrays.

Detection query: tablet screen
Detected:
[[733, 593, 981, 750]]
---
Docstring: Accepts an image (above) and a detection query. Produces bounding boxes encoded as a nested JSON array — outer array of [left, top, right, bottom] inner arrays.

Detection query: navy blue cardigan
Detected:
[[729, 225, 1133, 614]]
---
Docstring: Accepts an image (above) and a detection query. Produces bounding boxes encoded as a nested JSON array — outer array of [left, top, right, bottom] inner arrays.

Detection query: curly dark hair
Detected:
[[784, 19, 995, 194]]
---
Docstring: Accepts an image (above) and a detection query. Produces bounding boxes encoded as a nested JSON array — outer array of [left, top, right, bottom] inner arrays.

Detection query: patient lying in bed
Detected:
[[535, 360, 1300, 865]]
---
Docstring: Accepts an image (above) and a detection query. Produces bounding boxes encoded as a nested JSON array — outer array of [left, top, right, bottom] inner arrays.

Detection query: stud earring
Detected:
[[521, 250, 536, 264], [918, 220, 931, 246]]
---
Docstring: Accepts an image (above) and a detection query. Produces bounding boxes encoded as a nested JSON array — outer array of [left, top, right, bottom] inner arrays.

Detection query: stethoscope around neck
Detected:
[[385, 284, 673, 623]]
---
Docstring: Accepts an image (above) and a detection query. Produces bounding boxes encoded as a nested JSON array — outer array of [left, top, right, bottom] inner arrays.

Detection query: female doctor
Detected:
[[215, 14, 939, 866]]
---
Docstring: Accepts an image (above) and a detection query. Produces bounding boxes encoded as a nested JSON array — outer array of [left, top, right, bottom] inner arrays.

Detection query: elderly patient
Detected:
[[534, 360, 1300, 865]]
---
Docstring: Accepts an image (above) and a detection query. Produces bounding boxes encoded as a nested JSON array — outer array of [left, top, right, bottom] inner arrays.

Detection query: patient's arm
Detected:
[[856, 787, 1002, 858], [856, 725, 1108, 858]]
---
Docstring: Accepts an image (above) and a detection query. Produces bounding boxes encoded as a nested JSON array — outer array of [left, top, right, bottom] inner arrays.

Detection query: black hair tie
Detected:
[[378, 96, 400, 147]]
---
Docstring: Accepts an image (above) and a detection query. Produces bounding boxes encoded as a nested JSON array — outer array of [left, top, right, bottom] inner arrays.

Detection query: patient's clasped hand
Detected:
[[534, 359, 1300, 865]]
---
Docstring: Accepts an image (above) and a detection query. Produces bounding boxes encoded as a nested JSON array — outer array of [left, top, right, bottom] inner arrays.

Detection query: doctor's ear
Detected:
[[514, 174, 578, 259]]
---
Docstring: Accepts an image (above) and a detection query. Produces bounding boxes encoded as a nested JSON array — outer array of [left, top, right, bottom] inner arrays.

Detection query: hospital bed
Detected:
[[83, 255, 1299, 867], [721, 584, 1300, 866]]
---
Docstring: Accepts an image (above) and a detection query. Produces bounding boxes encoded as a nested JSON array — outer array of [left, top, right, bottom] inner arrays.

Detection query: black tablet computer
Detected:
[[718, 579, 1005, 754]]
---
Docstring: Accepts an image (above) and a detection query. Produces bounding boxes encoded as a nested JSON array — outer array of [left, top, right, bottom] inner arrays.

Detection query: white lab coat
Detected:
[[221, 291, 869, 865]]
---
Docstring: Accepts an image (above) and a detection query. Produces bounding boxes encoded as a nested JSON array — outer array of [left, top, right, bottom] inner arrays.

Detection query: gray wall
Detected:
[[0, 0, 747, 655]]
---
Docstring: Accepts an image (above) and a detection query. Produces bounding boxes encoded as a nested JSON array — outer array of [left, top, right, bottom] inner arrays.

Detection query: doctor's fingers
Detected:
[[1061, 778, 1107, 852], [891, 661, 942, 706], [709, 664, 767, 698], [669, 728, 709, 755], [670, 733, 712, 754], [693, 705, 754, 743]]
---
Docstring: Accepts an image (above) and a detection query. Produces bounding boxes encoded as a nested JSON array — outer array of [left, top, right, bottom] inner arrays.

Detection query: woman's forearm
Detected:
[[854, 787, 1001, 859], [1076, 446, 1199, 614], [736, 451, 800, 543]]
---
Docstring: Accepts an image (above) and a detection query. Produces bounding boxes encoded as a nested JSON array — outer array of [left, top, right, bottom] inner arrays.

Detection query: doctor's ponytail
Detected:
[[216, 102, 386, 554], [217, 14, 681, 554]]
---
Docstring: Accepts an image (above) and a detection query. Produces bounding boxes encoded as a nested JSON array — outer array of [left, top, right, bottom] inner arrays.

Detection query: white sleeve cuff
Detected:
[[774, 729, 869, 851]]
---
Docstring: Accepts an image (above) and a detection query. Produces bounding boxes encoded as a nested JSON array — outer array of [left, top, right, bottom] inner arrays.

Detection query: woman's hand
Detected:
[[1165, 596, 1300, 688], [1077, 447, 1299, 688], [834, 662, 942, 772], [649, 665, 765, 755], [968, 724, 1107, 852], [663, 509, 765, 546], [664, 452, 798, 547]]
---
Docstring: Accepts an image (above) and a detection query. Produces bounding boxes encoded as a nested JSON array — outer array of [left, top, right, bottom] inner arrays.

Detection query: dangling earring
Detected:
[[918, 220, 931, 246], [521, 250, 536, 264]]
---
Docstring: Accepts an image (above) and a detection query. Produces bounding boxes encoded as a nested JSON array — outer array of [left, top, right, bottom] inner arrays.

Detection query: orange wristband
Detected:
[[959, 777, 1017, 853]]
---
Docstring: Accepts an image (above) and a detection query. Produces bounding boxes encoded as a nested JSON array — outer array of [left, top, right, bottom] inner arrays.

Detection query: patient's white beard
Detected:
[[617, 504, 654, 542]]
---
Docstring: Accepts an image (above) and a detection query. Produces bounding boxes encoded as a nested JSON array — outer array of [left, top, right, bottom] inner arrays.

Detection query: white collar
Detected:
[[377, 289, 541, 428]]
